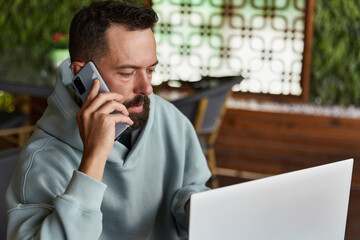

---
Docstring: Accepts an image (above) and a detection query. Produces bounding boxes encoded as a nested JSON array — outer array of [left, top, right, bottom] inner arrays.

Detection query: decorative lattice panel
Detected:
[[152, 0, 306, 96]]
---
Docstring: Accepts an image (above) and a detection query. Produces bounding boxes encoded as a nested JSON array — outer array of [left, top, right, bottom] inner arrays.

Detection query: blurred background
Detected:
[[0, 0, 359, 239]]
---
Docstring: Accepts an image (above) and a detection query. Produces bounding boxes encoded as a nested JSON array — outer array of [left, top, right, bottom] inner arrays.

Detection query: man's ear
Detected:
[[70, 61, 86, 75]]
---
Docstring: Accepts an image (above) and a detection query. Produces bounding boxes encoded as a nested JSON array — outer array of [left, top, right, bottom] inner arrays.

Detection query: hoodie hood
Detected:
[[37, 58, 83, 150]]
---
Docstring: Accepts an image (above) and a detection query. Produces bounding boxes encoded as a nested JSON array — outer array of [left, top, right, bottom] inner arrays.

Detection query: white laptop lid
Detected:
[[189, 159, 353, 240]]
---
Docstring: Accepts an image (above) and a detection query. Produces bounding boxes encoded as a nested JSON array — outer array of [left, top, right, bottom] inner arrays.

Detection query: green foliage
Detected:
[[0, 92, 15, 112], [0, 0, 143, 62], [0, 0, 143, 52], [0, 0, 96, 110], [0, 0, 98, 52], [310, 0, 360, 106], [0, 0, 142, 111]]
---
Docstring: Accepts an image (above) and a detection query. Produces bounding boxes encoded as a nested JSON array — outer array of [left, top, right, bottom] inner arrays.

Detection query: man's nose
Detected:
[[135, 71, 153, 95]]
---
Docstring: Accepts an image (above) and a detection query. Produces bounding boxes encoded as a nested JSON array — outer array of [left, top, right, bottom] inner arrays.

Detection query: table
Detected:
[[0, 81, 54, 97]]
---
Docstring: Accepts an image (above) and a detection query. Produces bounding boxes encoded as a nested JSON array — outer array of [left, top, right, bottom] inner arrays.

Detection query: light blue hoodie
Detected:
[[6, 59, 211, 240]]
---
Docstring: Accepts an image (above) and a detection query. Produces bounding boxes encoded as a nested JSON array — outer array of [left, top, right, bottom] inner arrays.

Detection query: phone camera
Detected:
[[74, 77, 86, 95]]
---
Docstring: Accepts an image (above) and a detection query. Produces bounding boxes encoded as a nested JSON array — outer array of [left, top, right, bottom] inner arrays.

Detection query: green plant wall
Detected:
[[310, 0, 360, 106], [0, 0, 141, 111], [0, 0, 97, 111], [2, 0, 83, 52], [1, 0, 143, 52]]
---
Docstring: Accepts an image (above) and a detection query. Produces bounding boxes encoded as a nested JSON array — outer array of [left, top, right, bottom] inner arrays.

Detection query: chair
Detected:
[[171, 75, 244, 188], [0, 147, 21, 240]]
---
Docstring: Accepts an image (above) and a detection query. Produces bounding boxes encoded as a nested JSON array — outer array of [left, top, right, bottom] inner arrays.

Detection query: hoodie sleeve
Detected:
[[170, 118, 212, 238], [6, 144, 107, 240]]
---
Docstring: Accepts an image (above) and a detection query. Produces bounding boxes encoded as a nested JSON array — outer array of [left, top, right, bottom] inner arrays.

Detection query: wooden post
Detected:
[[301, 0, 316, 102]]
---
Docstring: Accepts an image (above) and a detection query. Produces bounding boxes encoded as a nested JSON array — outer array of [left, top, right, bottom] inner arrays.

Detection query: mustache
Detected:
[[123, 94, 150, 108]]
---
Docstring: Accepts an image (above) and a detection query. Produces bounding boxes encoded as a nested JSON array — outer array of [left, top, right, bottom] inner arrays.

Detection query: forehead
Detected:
[[104, 25, 157, 65], [105, 25, 155, 51]]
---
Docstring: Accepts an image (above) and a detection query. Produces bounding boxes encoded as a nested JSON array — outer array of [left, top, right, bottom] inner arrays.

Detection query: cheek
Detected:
[[103, 74, 126, 93], [100, 70, 136, 100], [107, 80, 135, 101]]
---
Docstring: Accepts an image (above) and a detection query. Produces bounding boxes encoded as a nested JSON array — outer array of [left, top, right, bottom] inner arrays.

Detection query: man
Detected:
[[6, 1, 211, 239]]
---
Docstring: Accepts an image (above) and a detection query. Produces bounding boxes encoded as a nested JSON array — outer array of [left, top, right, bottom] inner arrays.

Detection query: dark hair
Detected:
[[69, 1, 158, 62]]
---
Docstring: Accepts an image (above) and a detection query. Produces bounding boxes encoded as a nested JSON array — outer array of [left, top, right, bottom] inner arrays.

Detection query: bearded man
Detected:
[[6, 1, 210, 239]]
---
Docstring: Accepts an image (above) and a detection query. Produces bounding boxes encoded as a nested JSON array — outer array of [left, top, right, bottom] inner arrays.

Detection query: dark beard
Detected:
[[123, 94, 150, 131]]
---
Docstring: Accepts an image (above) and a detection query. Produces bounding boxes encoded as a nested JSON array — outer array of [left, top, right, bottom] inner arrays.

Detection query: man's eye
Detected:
[[147, 69, 155, 74], [120, 72, 134, 77]]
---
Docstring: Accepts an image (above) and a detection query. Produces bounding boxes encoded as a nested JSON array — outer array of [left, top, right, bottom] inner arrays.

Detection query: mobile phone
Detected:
[[71, 61, 129, 140]]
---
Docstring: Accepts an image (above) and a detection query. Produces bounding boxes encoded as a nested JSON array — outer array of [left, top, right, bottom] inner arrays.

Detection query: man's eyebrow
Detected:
[[115, 60, 159, 70], [149, 60, 159, 67]]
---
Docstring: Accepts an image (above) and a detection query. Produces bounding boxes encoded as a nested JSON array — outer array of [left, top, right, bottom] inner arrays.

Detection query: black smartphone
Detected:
[[71, 61, 129, 140]]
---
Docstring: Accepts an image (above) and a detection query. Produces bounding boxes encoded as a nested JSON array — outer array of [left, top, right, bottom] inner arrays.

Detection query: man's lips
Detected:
[[129, 104, 143, 113]]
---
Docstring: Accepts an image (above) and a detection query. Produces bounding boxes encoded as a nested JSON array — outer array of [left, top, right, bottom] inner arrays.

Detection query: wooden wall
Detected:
[[215, 108, 360, 185], [214, 107, 360, 240]]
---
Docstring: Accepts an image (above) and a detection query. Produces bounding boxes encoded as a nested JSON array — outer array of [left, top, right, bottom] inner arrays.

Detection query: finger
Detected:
[[109, 114, 134, 125], [85, 91, 124, 114], [82, 79, 100, 109], [97, 100, 130, 116]]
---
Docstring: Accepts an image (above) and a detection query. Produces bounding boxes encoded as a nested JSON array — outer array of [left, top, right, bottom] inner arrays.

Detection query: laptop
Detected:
[[189, 159, 353, 240]]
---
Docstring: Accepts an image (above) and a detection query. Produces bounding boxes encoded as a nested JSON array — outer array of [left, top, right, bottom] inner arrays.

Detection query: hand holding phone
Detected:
[[76, 80, 133, 181], [71, 61, 130, 140]]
